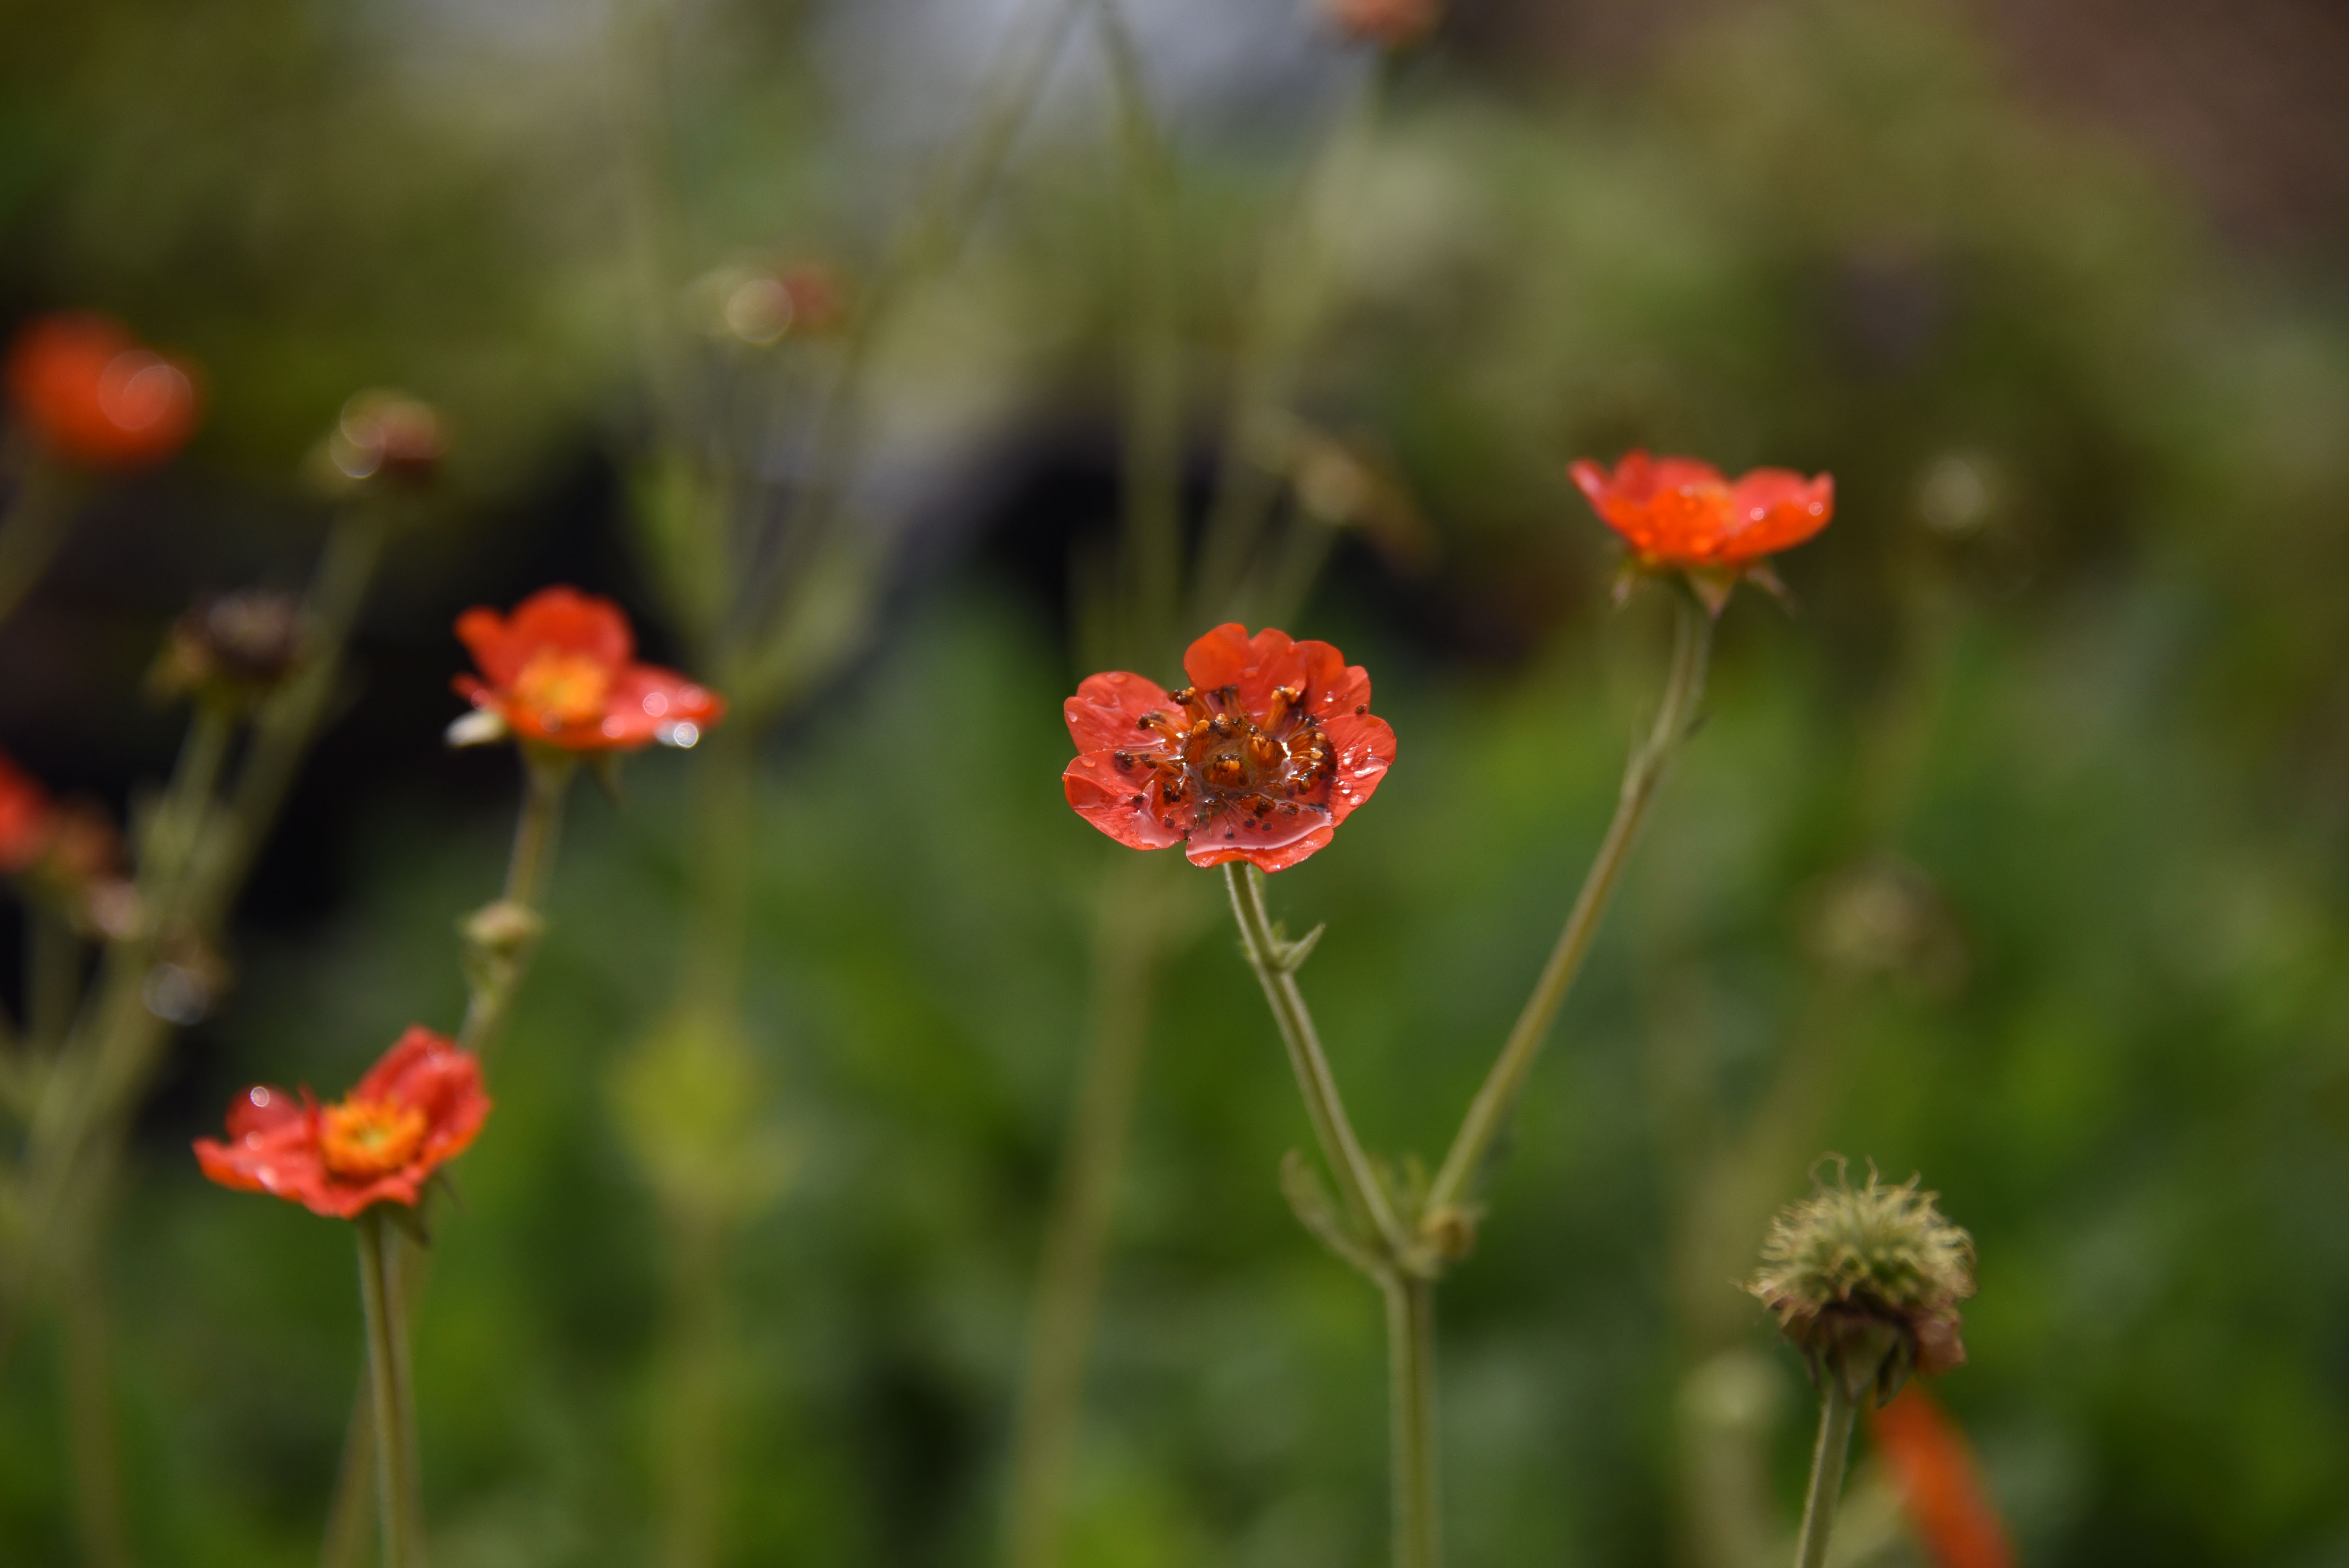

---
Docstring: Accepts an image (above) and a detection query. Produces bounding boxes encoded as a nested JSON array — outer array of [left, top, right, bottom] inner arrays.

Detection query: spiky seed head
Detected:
[[1745, 1158, 1975, 1404]]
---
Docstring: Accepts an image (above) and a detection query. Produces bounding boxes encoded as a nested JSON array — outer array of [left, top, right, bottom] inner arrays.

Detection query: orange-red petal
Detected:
[[1318, 711, 1396, 826], [1572, 449, 1833, 568], [1064, 752, 1192, 852], [1064, 670, 1178, 754], [1868, 1388, 2014, 1568], [196, 1027, 490, 1219], [456, 586, 634, 689], [0, 751, 53, 872]]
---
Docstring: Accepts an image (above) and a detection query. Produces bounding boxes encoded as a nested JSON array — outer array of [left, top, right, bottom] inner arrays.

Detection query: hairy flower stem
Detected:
[[1224, 862, 1403, 1250], [320, 749, 574, 1568], [356, 1209, 425, 1568], [458, 750, 572, 1058], [1384, 1272, 1442, 1568], [1005, 857, 1179, 1568], [1427, 593, 1712, 1214], [1793, 1376, 1857, 1568]]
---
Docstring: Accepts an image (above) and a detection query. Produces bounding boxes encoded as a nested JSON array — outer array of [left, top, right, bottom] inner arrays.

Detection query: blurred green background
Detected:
[[5, 0, 2349, 1563]]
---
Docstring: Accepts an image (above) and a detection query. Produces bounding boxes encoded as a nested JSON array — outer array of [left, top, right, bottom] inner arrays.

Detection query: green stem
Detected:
[[1792, 1375, 1856, 1568], [323, 747, 574, 1568], [0, 453, 83, 630], [1426, 594, 1712, 1214], [1383, 1272, 1442, 1568], [356, 1209, 424, 1568], [1223, 862, 1403, 1256], [27, 902, 81, 1053], [1004, 858, 1173, 1568], [458, 749, 572, 1058]]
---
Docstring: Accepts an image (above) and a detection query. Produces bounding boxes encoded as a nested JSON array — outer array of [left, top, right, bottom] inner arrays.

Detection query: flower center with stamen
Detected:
[[1113, 681, 1339, 846], [512, 649, 612, 729], [318, 1097, 429, 1180]]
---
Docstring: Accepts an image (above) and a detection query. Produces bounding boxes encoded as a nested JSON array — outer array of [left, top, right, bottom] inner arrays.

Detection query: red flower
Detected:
[[1570, 450, 1832, 609], [0, 751, 53, 873], [1323, 0, 1439, 46], [1062, 624, 1396, 873], [1867, 1387, 2015, 1568], [5, 312, 201, 470], [452, 586, 726, 751], [193, 1026, 492, 1219]]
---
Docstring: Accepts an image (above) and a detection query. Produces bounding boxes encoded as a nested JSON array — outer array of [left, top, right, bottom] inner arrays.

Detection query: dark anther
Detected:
[[1113, 750, 1135, 769], [1137, 714, 1160, 729], [1355, 704, 1367, 715], [1129, 794, 1146, 807]]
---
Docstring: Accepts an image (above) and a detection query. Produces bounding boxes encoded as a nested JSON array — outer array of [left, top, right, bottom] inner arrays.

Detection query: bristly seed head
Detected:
[[1746, 1157, 1975, 1405]]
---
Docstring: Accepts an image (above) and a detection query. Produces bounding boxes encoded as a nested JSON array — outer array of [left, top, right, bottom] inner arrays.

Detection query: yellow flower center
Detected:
[[319, 1098, 429, 1181], [512, 649, 612, 729]]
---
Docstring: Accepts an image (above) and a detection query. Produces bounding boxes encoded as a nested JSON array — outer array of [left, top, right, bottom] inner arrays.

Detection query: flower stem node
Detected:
[[1747, 1159, 1975, 1406], [1417, 1202, 1479, 1265], [463, 898, 544, 962]]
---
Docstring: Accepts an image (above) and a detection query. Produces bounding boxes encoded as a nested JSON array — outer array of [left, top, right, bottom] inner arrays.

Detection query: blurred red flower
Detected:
[[1324, 0, 1439, 46], [1868, 1386, 2015, 1568], [193, 1026, 491, 1219], [5, 312, 201, 470], [0, 750, 53, 873], [1570, 450, 1832, 593], [1062, 623, 1396, 873], [452, 586, 726, 751]]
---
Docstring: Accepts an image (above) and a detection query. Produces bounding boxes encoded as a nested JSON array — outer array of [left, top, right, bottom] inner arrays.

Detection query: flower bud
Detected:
[[323, 388, 445, 485], [152, 589, 307, 703], [1746, 1160, 1974, 1405]]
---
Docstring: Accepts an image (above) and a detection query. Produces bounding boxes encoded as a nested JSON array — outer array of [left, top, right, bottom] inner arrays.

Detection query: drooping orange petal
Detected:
[[1869, 1388, 2014, 1568]]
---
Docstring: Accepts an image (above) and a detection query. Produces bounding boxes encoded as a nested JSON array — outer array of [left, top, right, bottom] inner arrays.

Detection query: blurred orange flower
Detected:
[[1868, 1386, 2015, 1568], [5, 312, 201, 470], [1063, 623, 1396, 873], [193, 1026, 492, 1219], [452, 585, 726, 751], [1571, 450, 1832, 608], [0, 750, 53, 873]]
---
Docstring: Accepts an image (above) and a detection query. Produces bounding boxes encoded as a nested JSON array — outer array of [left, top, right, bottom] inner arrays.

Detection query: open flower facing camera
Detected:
[[1062, 623, 1395, 873]]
